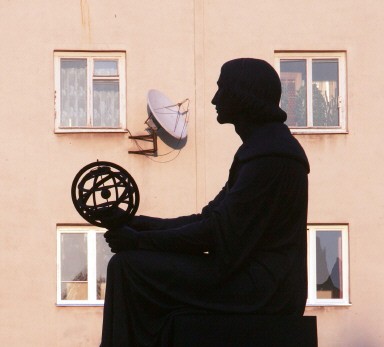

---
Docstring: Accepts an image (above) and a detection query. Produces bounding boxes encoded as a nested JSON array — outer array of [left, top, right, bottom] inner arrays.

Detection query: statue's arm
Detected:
[[136, 218, 214, 254], [127, 214, 203, 231], [105, 187, 227, 254], [127, 186, 227, 231], [105, 217, 214, 255]]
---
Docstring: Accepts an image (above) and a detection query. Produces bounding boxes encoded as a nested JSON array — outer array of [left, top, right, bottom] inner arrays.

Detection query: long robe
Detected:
[[101, 122, 310, 347]]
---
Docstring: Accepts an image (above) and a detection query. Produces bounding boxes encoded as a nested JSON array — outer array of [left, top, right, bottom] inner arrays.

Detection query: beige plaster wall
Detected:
[[1, 0, 384, 346]]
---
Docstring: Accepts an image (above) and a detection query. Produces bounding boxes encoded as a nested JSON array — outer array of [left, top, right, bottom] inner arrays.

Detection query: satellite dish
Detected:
[[147, 89, 188, 140], [129, 90, 189, 156]]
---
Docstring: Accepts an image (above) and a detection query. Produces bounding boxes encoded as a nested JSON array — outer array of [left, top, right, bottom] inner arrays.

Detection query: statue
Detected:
[[74, 58, 310, 347]]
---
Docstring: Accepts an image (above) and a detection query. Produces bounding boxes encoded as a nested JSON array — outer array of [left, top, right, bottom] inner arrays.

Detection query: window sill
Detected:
[[55, 128, 128, 134], [290, 128, 348, 135], [306, 302, 351, 307], [56, 302, 104, 307]]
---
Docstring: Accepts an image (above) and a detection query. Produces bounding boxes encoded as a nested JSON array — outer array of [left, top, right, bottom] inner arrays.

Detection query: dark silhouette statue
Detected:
[[100, 58, 310, 347]]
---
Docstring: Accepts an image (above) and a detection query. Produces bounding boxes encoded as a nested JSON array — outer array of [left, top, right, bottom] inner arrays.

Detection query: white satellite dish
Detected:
[[147, 89, 188, 140], [128, 89, 189, 156]]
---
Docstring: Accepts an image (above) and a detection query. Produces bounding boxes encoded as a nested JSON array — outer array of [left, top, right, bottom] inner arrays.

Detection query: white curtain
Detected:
[[93, 80, 119, 127], [60, 59, 87, 127]]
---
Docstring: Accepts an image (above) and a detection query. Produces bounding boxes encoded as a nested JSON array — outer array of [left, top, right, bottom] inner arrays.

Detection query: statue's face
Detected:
[[211, 79, 240, 124]]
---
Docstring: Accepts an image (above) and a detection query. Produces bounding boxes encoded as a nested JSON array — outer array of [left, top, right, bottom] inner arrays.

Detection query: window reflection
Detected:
[[61, 233, 88, 300], [316, 231, 343, 299], [280, 59, 307, 127], [312, 59, 339, 126]]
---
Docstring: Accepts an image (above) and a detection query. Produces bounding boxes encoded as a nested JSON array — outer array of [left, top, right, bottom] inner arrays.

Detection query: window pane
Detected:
[[93, 80, 120, 127], [312, 59, 339, 126], [60, 59, 87, 127], [316, 230, 343, 299], [61, 233, 88, 300], [280, 60, 307, 127], [96, 233, 113, 300], [94, 60, 118, 76], [62, 282, 88, 300]]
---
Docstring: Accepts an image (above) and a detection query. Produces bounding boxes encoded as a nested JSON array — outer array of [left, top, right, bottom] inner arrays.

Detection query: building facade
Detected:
[[1, 1, 383, 346]]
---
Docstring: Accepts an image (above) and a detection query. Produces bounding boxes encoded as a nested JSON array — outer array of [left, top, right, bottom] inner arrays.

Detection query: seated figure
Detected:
[[101, 58, 310, 347]]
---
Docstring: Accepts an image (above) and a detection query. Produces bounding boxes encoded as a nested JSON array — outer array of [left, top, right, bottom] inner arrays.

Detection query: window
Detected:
[[275, 52, 347, 133], [57, 224, 350, 306], [307, 225, 350, 306], [54, 51, 126, 133], [57, 226, 113, 305]]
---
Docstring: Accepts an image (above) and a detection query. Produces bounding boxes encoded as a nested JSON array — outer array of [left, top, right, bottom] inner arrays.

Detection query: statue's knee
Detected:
[[107, 252, 125, 272], [107, 250, 139, 271]]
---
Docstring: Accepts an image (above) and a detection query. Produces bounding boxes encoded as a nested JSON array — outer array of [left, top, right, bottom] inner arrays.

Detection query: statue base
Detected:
[[167, 313, 317, 347]]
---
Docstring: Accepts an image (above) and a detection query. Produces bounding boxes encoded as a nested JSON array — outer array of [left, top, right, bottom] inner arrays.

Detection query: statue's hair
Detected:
[[219, 58, 287, 124]]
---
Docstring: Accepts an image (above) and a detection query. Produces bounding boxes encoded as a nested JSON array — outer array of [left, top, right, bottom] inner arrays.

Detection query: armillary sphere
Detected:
[[71, 161, 140, 228]]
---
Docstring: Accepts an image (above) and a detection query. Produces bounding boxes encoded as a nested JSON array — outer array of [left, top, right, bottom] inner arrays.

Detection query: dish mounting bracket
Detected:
[[128, 127, 158, 156]]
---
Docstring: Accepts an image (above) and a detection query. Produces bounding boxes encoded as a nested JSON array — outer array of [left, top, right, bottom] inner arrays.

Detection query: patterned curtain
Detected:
[[60, 59, 87, 127], [93, 80, 119, 127]]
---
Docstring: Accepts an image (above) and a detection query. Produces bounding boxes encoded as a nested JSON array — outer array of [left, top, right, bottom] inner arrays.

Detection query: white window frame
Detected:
[[274, 52, 347, 134], [307, 224, 350, 306], [54, 51, 127, 133], [57, 225, 110, 306], [57, 224, 350, 307]]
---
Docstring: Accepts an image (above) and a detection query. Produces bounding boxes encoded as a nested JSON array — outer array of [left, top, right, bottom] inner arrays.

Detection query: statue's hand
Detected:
[[94, 206, 128, 228], [104, 226, 139, 253]]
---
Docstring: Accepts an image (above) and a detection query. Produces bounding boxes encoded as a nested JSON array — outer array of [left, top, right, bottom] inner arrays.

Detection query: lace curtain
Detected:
[[60, 59, 87, 127], [93, 80, 119, 127], [60, 58, 119, 127]]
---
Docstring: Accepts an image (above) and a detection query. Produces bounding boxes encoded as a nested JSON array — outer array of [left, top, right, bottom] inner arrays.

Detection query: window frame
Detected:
[[54, 51, 127, 133], [57, 224, 350, 307], [306, 224, 350, 306], [56, 225, 111, 306], [274, 51, 347, 134]]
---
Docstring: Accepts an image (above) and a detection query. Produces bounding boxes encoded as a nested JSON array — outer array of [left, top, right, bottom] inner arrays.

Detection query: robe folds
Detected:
[[101, 122, 310, 347]]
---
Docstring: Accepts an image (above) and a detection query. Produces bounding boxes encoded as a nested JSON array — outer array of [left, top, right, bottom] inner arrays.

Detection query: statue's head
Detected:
[[212, 58, 287, 125]]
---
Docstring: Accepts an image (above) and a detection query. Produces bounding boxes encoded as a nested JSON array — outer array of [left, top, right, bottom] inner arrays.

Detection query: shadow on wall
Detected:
[[157, 127, 187, 149]]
